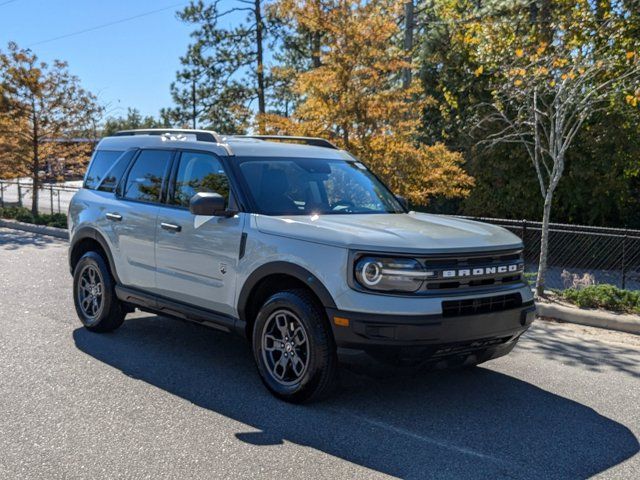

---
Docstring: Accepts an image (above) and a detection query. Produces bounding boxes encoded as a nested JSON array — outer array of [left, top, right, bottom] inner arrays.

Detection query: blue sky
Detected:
[[0, 0, 238, 118]]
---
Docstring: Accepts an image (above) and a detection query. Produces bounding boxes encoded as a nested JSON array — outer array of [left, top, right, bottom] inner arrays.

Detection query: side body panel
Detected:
[[69, 189, 158, 290], [107, 200, 159, 291], [155, 210, 246, 316]]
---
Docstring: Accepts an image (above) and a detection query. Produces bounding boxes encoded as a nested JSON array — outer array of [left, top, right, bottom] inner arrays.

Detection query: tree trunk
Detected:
[[191, 77, 197, 129], [255, 0, 266, 133], [31, 107, 39, 215], [539, 0, 553, 43], [529, 2, 538, 24], [311, 32, 321, 68], [402, 1, 414, 89], [535, 190, 553, 297]]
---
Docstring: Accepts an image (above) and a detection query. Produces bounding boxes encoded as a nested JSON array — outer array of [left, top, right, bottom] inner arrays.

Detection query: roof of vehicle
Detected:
[[97, 129, 352, 160]]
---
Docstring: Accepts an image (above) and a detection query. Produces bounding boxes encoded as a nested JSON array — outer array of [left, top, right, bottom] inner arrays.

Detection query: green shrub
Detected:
[[562, 284, 640, 314], [46, 213, 68, 229], [15, 210, 34, 224], [0, 206, 31, 219], [1, 207, 67, 229], [33, 215, 49, 225]]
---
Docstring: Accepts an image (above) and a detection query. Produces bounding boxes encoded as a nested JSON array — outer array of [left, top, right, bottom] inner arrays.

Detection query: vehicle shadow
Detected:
[[73, 316, 639, 479]]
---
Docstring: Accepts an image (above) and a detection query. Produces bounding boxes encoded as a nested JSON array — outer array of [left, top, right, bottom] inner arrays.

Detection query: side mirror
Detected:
[[189, 192, 227, 216], [396, 195, 409, 210]]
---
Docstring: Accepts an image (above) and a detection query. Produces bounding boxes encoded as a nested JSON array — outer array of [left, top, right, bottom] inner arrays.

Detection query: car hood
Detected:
[[255, 212, 523, 254]]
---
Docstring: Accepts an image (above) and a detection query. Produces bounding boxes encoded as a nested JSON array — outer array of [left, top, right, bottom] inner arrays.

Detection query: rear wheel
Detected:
[[252, 289, 337, 403], [73, 251, 125, 332]]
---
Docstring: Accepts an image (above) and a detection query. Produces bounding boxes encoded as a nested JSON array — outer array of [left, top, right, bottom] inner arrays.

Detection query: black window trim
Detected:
[[116, 147, 176, 207]]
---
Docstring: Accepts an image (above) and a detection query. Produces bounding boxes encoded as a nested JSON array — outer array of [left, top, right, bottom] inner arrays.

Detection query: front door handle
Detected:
[[105, 212, 122, 222], [160, 222, 182, 233]]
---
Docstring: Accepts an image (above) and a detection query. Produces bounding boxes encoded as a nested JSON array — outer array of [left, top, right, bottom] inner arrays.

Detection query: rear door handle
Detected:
[[105, 213, 122, 222], [160, 222, 182, 233]]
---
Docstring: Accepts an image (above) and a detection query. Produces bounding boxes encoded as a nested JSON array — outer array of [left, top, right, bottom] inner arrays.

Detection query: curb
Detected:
[[536, 301, 640, 335], [0, 218, 69, 240]]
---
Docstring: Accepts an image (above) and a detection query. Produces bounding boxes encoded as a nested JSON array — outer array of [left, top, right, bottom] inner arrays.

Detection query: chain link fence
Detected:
[[2, 179, 638, 291], [463, 217, 640, 291]]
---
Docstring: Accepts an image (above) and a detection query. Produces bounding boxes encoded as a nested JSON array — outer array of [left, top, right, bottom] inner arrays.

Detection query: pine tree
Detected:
[[173, 0, 271, 133], [102, 108, 168, 136], [267, 0, 328, 116]]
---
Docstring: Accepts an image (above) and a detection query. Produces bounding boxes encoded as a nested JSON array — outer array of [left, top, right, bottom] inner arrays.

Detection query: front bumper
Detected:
[[326, 301, 536, 362]]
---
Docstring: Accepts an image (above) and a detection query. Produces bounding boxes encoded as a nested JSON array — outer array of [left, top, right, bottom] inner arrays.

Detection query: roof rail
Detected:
[[114, 129, 223, 144], [240, 135, 338, 150]]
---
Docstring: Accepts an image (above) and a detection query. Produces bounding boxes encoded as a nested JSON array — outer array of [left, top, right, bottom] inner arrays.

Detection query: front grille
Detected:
[[351, 248, 525, 296], [420, 249, 524, 292], [442, 293, 523, 317]]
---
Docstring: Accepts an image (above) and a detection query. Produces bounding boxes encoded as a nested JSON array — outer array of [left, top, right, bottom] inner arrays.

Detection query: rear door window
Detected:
[[84, 150, 124, 189], [122, 150, 173, 203]]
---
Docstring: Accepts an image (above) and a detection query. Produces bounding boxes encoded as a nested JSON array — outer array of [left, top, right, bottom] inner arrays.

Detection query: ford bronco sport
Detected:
[[68, 129, 536, 403]]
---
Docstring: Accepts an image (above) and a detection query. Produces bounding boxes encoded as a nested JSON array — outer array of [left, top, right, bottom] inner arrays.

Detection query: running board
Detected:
[[115, 285, 244, 335]]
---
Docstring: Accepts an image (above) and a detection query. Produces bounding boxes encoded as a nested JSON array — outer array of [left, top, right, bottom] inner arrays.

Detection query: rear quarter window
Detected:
[[97, 150, 137, 193], [84, 150, 124, 190]]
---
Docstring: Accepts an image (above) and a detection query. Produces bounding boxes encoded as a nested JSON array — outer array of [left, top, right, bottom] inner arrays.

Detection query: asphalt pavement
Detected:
[[0, 227, 638, 479]]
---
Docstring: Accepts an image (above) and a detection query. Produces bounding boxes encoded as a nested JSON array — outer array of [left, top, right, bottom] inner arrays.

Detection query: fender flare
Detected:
[[69, 227, 121, 283], [237, 261, 337, 321]]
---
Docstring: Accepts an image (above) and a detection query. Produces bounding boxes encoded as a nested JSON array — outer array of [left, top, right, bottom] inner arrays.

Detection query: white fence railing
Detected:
[[0, 179, 80, 214]]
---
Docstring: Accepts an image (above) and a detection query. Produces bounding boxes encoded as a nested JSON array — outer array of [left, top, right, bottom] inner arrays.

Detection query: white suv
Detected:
[[68, 129, 535, 402]]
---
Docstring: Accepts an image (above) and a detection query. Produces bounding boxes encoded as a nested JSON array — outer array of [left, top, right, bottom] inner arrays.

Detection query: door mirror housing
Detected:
[[396, 195, 409, 210], [189, 192, 228, 216]]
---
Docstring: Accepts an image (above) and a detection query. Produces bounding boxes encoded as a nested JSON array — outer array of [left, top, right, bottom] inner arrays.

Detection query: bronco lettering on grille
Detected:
[[440, 263, 523, 279]]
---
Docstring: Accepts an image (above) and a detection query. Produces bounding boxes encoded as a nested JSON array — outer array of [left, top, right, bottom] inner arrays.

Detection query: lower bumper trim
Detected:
[[327, 302, 535, 350]]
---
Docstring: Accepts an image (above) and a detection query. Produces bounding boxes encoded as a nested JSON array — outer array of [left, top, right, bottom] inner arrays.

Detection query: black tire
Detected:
[[73, 251, 125, 332], [252, 289, 338, 403]]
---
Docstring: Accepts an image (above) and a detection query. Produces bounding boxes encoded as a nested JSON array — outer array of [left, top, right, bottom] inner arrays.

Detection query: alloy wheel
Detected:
[[77, 264, 104, 321], [261, 309, 310, 386]]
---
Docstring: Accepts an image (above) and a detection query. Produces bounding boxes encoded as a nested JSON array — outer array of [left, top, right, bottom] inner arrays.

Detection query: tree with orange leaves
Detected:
[[0, 42, 101, 213], [262, 0, 473, 204]]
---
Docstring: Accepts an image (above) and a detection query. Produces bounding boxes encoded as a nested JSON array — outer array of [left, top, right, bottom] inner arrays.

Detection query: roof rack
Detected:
[[240, 135, 338, 150], [114, 129, 223, 144]]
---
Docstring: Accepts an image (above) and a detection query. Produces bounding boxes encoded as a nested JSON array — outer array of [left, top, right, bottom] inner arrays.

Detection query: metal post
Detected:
[[57, 189, 61, 213], [48, 185, 53, 214], [0, 182, 4, 208], [621, 232, 628, 290], [17, 182, 22, 208], [522, 219, 528, 260]]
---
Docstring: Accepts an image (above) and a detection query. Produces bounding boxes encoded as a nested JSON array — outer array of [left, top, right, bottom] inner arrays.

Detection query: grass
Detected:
[[0, 206, 68, 229], [561, 284, 640, 315]]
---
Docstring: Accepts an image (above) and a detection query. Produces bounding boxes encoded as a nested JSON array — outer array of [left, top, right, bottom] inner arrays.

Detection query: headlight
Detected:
[[354, 256, 427, 292]]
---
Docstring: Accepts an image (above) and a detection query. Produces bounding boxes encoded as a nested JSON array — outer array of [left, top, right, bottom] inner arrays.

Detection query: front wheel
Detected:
[[252, 289, 337, 403], [73, 251, 125, 332]]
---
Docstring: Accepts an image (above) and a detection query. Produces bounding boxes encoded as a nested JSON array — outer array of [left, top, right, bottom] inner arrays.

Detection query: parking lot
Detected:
[[0, 227, 638, 479]]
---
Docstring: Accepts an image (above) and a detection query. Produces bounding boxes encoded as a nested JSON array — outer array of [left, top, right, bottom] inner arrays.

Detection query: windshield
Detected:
[[236, 157, 405, 216]]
